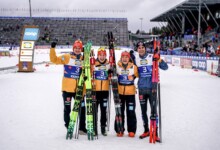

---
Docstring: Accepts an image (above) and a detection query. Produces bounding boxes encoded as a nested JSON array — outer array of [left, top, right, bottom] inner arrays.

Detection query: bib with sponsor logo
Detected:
[[117, 66, 134, 85], [136, 54, 153, 78], [64, 58, 82, 79], [94, 65, 108, 80]]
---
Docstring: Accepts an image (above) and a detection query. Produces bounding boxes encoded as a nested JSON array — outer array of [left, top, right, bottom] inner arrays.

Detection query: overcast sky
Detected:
[[0, 0, 185, 32]]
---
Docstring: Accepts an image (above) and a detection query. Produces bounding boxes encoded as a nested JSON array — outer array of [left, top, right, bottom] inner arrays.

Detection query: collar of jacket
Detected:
[[117, 61, 133, 69], [70, 52, 82, 60], [95, 59, 109, 66]]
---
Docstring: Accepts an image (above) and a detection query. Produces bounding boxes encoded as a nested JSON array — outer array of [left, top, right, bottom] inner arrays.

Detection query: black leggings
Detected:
[[138, 89, 154, 132], [96, 91, 109, 127], [114, 94, 137, 133]]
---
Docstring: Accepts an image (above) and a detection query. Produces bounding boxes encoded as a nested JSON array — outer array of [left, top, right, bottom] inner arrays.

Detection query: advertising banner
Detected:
[[19, 56, 33, 62], [23, 28, 39, 41], [18, 26, 39, 72], [191, 57, 207, 71], [20, 50, 33, 56], [180, 57, 192, 69], [164, 55, 172, 64], [172, 57, 181, 66], [206, 57, 219, 75], [21, 41, 35, 50]]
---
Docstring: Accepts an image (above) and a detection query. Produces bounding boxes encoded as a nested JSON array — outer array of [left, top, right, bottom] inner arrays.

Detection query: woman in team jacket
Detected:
[[116, 51, 138, 138], [93, 48, 110, 136]]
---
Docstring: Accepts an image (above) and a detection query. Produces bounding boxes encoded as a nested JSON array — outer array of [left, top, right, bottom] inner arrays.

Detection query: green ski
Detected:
[[66, 58, 85, 140], [84, 42, 94, 140]]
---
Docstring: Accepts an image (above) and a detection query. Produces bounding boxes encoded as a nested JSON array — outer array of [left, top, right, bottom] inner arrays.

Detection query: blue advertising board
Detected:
[[23, 28, 39, 41], [192, 57, 207, 71]]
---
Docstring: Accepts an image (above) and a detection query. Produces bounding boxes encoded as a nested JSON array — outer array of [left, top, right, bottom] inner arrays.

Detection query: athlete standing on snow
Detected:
[[93, 48, 110, 136], [50, 40, 87, 134], [135, 41, 168, 139], [115, 51, 138, 137]]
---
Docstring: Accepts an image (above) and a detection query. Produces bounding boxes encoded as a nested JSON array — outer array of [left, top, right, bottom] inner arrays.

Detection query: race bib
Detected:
[[118, 74, 134, 85], [64, 65, 81, 79], [138, 65, 152, 78], [95, 70, 108, 80]]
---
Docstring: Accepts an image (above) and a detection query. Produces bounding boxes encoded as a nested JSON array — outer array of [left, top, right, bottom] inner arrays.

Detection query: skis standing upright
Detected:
[[107, 32, 123, 135], [66, 57, 85, 140], [90, 49, 98, 139], [84, 42, 94, 140], [149, 39, 162, 143]]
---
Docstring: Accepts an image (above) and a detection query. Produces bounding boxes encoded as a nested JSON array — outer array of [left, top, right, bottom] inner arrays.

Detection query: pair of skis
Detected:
[[90, 49, 98, 139], [66, 42, 96, 140], [149, 40, 162, 143], [84, 42, 95, 140], [107, 32, 123, 135]]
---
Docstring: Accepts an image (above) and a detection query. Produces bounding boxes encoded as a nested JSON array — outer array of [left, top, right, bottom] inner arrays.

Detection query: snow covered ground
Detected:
[[0, 50, 220, 150]]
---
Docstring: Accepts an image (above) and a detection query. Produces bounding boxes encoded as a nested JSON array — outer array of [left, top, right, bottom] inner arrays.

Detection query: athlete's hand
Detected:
[[51, 42, 57, 48]]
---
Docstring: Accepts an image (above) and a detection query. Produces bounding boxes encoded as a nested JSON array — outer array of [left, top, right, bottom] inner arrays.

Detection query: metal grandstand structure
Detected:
[[0, 1, 129, 47], [0, 17, 129, 46], [150, 0, 220, 48]]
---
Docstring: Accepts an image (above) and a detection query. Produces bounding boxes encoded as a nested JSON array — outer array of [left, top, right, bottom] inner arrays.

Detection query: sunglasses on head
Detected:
[[137, 42, 145, 46], [98, 48, 105, 51]]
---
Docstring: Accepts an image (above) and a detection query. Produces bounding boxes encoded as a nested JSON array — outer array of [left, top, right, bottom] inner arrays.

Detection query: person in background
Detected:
[[50, 40, 87, 135]]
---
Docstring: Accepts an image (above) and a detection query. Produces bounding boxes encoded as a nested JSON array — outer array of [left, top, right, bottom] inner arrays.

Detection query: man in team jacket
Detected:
[[135, 41, 168, 139]]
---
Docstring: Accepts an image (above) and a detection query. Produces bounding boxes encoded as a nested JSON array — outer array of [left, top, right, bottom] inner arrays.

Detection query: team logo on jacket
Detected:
[[140, 59, 148, 65]]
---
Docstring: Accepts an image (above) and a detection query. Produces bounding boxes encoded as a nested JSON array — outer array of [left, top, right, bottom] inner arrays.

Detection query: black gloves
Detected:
[[153, 53, 160, 61], [84, 76, 88, 81], [130, 50, 134, 54], [51, 42, 57, 48], [108, 69, 113, 75]]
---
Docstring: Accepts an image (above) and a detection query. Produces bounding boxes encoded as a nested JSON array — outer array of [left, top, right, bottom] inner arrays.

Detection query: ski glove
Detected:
[[51, 42, 57, 48], [130, 50, 134, 54], [153, 53, 160, 61], [107, 69, 113, 75]]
